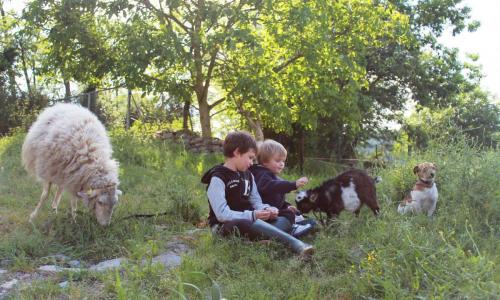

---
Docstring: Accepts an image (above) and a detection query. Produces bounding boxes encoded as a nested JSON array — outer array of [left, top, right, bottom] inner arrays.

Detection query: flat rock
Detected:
[[67, 260, 83, 268], [0, 278, 18, 290], [150, 252, 182, 269], [38, 265, 82, 273], [38, 265, 64, 273], [166, 240, 190, 254], [89, 258, 126, 272]]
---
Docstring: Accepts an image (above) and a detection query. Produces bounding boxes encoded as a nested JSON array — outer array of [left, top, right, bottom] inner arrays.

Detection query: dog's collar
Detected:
[[417, 178, 434, 187]]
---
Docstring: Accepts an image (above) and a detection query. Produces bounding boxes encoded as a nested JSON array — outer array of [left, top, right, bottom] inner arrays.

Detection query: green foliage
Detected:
[[1, 130, 499, 298], [23, 0, 115, 86], [401, 89, 500, 150]]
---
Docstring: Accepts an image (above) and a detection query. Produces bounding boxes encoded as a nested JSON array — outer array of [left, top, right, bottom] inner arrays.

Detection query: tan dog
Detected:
[[398, 162, 438, 216]]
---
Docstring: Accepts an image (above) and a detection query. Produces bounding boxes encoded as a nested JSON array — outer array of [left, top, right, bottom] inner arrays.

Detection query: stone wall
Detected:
[[154, 130, 223, 153]]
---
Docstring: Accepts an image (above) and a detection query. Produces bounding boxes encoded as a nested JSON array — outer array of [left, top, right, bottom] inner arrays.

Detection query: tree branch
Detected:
[[210, 107, 228, 117], [209, 97, 226, 110], [143, 0, 191, 33], [272, 52, 304, 73]]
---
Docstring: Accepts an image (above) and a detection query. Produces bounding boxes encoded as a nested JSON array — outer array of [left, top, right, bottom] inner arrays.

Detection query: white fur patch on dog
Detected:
[[341, 181, 360, 212], [398, 183, 438, 216]]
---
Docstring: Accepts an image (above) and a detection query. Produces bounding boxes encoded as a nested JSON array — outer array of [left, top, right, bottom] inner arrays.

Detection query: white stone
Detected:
[[0, 278, 18, 290], [67, 260, 82, 268], [38, 265, 81, 273], [151, 252, 182, 269], [38, 265, 64, 272], [89, 258, 126, 272]]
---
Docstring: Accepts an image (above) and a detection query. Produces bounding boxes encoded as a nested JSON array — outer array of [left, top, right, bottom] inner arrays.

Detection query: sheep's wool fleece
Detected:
[[22, 103, 119, 193]]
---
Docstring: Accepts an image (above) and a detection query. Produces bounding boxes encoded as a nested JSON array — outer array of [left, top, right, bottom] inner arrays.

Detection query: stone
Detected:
[[89, 258, 126, 272], [38, 265, 64, 273], [0, 278, 18, 290], [67, 260, 82, 268], [185, 228, 205, 235], [38, 265, 81, 273], [166, 240, 190, 254], [150, 252, 182, 270], [59, 281, 69, 288]]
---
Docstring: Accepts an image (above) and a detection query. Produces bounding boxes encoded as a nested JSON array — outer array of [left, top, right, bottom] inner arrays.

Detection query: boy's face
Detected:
[[234, 148, 256, 172], [262, 154, 286, 174]]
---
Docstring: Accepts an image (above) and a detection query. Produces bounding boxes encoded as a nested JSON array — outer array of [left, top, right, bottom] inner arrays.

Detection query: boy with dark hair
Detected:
[[201, 131, 314, 255], [250, 139, 317, 238]]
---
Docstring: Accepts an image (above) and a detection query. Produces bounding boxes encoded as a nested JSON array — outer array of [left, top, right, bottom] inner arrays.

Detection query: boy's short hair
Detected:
[[223, 131, 257, 157], [257, 139, 287, 163]]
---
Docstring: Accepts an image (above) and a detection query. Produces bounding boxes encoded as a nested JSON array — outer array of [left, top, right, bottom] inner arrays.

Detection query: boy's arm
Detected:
[[257, 173, 297, 195], [249, 175, 272, 210], [207, 177, 255, 222]]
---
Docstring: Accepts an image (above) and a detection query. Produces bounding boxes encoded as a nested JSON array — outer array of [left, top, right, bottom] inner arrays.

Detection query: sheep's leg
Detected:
[[51, 185, 64, 214], [29, 182, 51, 223], [70, 196, 78, 222]]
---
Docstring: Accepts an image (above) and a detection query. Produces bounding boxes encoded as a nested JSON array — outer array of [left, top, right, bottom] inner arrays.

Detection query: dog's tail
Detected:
[[373, 176, 382, 184]]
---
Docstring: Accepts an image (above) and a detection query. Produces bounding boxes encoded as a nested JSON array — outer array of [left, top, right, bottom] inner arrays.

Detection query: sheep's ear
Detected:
[[432, 163, 438, 170], [310, 193, 318, 203], [116, 189, 122, 196], [413, 165, 420, 174], [77, 191, 90, 205]]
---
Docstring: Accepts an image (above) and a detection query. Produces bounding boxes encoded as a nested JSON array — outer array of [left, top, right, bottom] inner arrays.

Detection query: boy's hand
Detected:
[[265, 207, 279, 219], [287, 206, 298, 213], [254, 210, 272, 221], [295, 177, 309, 188]]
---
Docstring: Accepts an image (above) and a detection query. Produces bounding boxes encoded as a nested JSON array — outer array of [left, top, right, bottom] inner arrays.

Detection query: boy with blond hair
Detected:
[[250, 139, 317, 238], [201, 131, 314, 255]]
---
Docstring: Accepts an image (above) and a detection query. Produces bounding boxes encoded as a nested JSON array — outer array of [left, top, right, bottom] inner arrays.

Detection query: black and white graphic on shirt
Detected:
[[243, 179, 250, 196], [227, 179, 239, 189]]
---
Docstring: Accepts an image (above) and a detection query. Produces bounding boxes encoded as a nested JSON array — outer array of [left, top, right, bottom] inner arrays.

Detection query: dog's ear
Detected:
[[310, 192, 318, 203], [413, 165, 420, 174]]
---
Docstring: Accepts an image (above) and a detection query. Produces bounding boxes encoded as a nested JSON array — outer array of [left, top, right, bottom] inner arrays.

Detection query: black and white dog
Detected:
[[295, 169, 380, 218]]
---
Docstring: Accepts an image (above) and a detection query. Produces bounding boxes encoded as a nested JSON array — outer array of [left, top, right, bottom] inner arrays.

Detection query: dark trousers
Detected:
[[215, 216, 292, 240], [278, 209, 295, 225]]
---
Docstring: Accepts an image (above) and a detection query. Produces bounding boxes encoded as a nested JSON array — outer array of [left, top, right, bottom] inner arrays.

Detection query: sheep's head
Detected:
[[78, 186, 122, 225]]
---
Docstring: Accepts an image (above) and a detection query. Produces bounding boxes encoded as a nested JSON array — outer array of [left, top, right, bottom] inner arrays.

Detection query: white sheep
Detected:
[[22, 103, 122, 225]]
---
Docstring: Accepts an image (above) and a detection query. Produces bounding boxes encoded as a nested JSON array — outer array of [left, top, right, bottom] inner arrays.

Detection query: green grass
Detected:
[[0, 131, 498, 299]]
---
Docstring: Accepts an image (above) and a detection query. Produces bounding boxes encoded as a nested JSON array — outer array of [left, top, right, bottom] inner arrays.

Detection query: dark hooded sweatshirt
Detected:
[[201, 164, 270, 227], [249, 164, 297, 210]]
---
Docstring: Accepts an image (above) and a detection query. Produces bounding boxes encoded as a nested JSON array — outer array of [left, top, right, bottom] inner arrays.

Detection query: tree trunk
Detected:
[[126, 89, 131, 130], [19, 44, 32, 99], [64, 80, 71, 102], [247, 117, 264, 141], [197, 91, 212, 138], [182, 100, 190, 131], [0, 3, 16, 97]]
